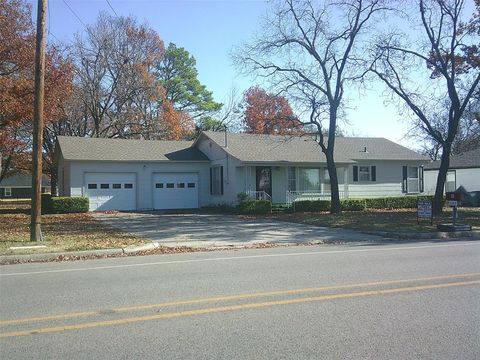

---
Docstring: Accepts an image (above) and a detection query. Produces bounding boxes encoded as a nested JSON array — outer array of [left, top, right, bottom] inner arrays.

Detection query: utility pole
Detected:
[[31, 0, 47, 242]]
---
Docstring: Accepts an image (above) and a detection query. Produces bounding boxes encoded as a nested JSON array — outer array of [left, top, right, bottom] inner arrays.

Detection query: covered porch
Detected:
[[236, 164, 350, 204]]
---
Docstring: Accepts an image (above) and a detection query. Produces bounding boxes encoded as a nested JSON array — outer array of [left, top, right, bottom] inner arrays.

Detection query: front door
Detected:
[[256, 167, 272, 198]]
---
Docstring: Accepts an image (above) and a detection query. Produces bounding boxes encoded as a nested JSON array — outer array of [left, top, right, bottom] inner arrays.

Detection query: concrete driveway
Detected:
[[93, 212, 384, 247]]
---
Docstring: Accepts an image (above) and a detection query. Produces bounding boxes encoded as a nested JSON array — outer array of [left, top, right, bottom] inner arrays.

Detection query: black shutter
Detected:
[[419, 166, 424, 193], [371, 166, 376, 182], [210, 168, 213, 195], [402, 166, 408, 193], [220, 166, 224, 195], [353, 166, 358, 182]]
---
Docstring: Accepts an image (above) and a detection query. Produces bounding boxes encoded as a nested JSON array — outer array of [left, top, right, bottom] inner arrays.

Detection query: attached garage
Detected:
[[85, 172, 136, 211], [153, 173, 198, 210]]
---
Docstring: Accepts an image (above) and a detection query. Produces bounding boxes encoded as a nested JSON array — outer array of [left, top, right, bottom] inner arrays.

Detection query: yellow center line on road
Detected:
[[1, 272, 480, 326], [1, 279, 479, 338]]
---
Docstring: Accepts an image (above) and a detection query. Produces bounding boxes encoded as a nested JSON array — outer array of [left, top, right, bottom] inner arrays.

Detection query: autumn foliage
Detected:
[[242, 86, 302, 135], [0, 0, 74, 181]]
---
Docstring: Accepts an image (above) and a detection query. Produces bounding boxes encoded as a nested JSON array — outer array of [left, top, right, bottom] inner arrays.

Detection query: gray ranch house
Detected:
[[56, 131, 429, 211]]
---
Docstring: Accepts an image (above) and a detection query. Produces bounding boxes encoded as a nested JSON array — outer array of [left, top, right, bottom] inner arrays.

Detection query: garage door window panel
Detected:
[[155, 183, 164, 188], [85, 173, 136, 211], [166, 183, 174, 188], [188, 183, 195, 188]]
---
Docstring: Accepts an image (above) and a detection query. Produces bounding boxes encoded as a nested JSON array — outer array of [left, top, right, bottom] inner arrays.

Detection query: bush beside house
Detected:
[[293, 196, 439, 213], [42, 194, 89, 214], [237, 193, 272, 214]]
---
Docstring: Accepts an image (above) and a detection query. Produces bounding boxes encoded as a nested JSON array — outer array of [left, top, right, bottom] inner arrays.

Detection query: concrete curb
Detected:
[[363, 230, 480, 240], [122, 242, 160, 254], [0, 248, 124, 264]]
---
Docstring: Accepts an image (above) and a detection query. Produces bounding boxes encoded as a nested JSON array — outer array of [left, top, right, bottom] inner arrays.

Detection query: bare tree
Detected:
[[235, 0, 388, 214], [71, 12, 164, 139], [370, 0, 480, 213]]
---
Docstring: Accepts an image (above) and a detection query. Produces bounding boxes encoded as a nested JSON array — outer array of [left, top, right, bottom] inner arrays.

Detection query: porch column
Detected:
[[343, 167, 348, 199]]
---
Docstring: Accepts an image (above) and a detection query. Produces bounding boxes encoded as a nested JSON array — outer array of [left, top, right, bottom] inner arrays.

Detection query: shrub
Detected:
[[253, 200, 272, 214], [49, 197, 89, 214], [364, 196, 418, 209], [236, 193, 271, 214], [293, 200, 330, 212], [41, 193, 53, 214], [341, 199, 365, 211]]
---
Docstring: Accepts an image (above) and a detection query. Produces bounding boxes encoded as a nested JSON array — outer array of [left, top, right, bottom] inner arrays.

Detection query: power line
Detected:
[[105, 0, 119, 17], [62, 0, 87, 29]]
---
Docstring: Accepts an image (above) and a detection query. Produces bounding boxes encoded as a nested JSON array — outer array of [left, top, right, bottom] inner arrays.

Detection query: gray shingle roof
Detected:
[[0, 174, 50, 187], [57, 136, 209, 162], [201, 132, 428, 163], [424, 148, 480, 170]]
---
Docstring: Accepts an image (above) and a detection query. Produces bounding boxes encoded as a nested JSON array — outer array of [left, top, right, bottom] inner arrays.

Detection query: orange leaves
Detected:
[[0, 0, 74, 180], [161, 100, 195, 140], [242, 86, 302, 135]]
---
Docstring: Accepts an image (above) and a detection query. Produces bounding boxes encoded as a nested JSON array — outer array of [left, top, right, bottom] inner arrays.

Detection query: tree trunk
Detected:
[[49, 163, 58, 196], [433, 143, 451, 215], [326, 150, 341, 214]]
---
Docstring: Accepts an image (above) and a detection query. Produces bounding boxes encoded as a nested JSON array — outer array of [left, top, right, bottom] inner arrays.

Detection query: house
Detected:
[[0, 174, 51, 199], [56, 131, 429, 211], [424, 148, 480, 194]]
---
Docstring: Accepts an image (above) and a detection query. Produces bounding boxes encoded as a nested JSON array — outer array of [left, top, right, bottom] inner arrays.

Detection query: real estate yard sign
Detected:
[[417, 199, 433, 225]]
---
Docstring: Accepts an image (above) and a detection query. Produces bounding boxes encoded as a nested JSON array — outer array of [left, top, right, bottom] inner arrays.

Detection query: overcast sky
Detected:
[[29, 0, 425, 148]]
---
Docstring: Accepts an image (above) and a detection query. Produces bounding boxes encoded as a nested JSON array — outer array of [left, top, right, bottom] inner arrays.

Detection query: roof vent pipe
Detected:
[[363, 146, 367, 153]]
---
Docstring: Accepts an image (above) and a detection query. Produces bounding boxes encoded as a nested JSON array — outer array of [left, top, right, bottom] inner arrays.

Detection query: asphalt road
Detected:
[[1, 240, 479, 359]]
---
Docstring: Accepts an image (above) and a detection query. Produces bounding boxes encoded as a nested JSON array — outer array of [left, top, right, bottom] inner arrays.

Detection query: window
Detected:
[[166, 183, 174, 188], [445, 170, 456, 193], [124, 183, 133, 189], [323, 168, 330, 184], [112, 184, 121, 189], [407, 166, 419, 193], [155, 183, 164, 189], [100, 184, 109, 189], [298, 168, 320, 191], [353, 165, 376, 182], [177, 183, 185, 189], [4, 187, 12, 197], [359, 166, 371, 181], [88, 184, 97, 189], [210, 166, 223, 195], [288, 167, 296, 191], [402, 166, 421, 193], [187, 183, 195, 188]]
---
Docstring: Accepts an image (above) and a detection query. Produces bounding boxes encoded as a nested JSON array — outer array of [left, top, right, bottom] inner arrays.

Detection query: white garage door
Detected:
[[85, 173, 136, 211], [153, 173, 198, 210]]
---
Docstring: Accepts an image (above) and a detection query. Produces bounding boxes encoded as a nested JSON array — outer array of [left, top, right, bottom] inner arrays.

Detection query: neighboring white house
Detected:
[[56, 131, 429, 211], [424, 148, 480, 194]]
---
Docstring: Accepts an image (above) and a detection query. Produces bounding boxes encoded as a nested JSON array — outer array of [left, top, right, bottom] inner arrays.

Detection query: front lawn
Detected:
[[267, 207, 480, 233], [0, 213, 147, 255]]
